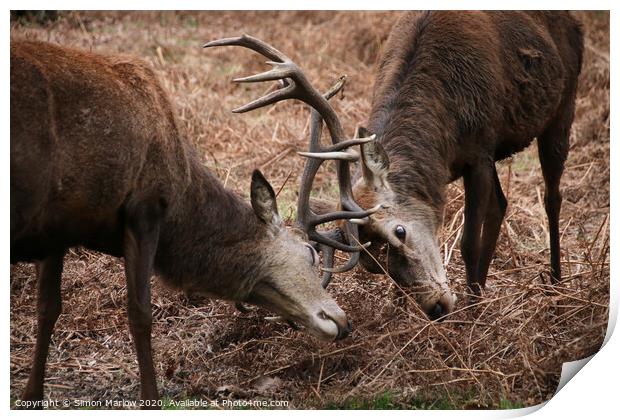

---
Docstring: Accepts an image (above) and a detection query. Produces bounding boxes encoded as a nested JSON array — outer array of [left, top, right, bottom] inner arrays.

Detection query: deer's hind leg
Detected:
[[22, 250, 65, 406], [537, 116, 571, 284]]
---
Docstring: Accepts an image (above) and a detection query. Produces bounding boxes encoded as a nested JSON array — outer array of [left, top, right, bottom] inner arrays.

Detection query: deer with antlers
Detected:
[[10, 39, 375, 405]]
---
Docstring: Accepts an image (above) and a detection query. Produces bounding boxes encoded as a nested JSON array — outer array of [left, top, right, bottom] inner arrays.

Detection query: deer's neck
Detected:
[[153, 157, 266, 301], [369, 101, 457, 217]]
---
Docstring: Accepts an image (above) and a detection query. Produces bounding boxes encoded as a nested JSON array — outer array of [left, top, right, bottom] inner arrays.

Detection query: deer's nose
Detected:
[[427, 289, 456, 321], [428, 303, 447, 321], [319, 307, 351, 340], [336, 319, 352, 340]]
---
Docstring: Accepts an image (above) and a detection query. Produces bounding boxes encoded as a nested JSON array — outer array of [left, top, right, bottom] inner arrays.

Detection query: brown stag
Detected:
[[319, 11, 584, 314], [10, 39, 365, 405]]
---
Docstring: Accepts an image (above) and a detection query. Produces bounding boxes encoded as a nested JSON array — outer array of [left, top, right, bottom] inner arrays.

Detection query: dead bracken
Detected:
[[10, 11, 609, 409]]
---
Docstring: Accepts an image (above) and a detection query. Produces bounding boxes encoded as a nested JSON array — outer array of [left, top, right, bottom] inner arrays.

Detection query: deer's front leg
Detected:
[[123, 210, 161, 407], [21, 251, 65, 406], [477, 165, 508, 289], [460, 161, 493, 297]]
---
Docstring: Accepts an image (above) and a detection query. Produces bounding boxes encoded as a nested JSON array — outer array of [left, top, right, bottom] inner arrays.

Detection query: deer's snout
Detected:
[[426, 291, 456, 321], [336, 319, 353, 340], [319, 309, 351, 341], [427, 303, 447, 321]]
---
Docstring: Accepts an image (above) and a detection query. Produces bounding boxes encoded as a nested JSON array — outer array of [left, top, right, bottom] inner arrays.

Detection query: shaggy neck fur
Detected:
[[367, 11, 507, 219], [153, 154, 268, 302]]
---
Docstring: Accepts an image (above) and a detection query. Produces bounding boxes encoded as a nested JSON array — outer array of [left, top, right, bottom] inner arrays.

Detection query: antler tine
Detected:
[[298, 150, 359, 161], [323, 75, 346, 100], [299, 134, 375, 154], [317, 228, 360, 286], [319, 244, 335, 287], [322, 253, 360, 274], [232, 83, 296, 114], [311, 204, 383, 227], [309, 231, 369, 253], [203, 34, 288, 63], [233, 62, 293, 83], [317, 230, 359, 287]]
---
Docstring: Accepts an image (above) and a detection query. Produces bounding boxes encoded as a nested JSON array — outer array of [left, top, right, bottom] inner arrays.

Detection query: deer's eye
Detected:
[[394, 225, 406, 242]]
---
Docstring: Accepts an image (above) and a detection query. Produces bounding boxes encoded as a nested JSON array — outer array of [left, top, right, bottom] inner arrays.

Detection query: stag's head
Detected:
[[204, 34, 374, 341], [242, 170, 351, 341], [346, 128, 456, 319]]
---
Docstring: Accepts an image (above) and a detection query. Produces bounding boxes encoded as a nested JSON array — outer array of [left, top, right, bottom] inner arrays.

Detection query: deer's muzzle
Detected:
[[337, 319, 353, 340]]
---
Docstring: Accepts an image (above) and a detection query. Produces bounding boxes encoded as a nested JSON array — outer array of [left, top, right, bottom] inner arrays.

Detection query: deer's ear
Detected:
[[357, 127, 390, 190], [251, 170, 282, 228]]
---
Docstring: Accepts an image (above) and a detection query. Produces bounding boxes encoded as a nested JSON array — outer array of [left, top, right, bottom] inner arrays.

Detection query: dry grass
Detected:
[[10, 11, 609, 409]]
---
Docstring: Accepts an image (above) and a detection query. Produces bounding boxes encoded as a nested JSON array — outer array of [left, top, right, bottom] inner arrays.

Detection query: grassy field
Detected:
[[10, 11, 609, 409]]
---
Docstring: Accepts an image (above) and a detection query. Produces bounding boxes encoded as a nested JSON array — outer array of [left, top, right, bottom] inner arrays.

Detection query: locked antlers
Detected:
[[204, 34, 382, 286]]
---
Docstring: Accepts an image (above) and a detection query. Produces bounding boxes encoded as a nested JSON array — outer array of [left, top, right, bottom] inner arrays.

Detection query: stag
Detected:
[[10, 39, 367, 405], [317, 11, 583, 311]]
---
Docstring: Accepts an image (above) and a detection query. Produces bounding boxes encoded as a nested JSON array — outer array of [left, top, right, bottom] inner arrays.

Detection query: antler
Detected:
[[305, 105, 375, 287], [204, 34, 382, 285]]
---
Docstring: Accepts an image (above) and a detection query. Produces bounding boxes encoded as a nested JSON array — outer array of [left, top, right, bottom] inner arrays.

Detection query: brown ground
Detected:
[[10, 11, 609, 409]]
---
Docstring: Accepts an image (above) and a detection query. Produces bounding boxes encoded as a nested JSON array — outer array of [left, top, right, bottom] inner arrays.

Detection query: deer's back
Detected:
[[492, 11, 583, 159], [371, 11, 583, 169], [10, 40, 191, 261]]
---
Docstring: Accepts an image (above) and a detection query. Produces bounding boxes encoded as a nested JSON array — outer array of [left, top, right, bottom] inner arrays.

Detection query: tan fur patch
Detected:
[[353, 182, 380, 210]]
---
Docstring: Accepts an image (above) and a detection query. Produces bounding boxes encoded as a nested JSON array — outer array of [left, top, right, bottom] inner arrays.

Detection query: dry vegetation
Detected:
[[10, 11, 609, 409]]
